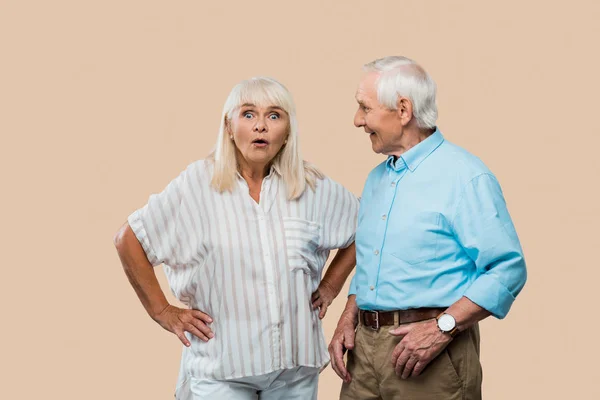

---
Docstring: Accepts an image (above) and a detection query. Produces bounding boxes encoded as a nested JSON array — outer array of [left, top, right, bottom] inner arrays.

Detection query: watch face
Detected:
[[438, 314, 456, 332]]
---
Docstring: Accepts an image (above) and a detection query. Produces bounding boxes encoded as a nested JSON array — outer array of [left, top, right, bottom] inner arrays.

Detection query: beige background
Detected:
[[1, 0, 599, 398]]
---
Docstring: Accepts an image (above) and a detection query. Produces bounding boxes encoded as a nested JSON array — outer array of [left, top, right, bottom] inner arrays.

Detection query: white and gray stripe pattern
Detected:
[[128, 160, 359, 382]]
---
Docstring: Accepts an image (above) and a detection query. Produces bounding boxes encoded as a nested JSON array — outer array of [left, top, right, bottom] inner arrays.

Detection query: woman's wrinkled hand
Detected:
[[153, 305, 214, 346], [311, 280, 338, 319]]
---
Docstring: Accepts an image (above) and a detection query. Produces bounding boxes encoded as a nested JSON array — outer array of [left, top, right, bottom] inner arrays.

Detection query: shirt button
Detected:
[[390, 181, 396, 187], [370, 285, 375, 291], [381, 214, 387, 220], [374, 249, 379, 255]]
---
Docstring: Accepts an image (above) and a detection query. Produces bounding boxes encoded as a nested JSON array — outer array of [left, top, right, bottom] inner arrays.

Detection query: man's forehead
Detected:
[[361, 71, 379, 86], [356, 72, 379, 102]]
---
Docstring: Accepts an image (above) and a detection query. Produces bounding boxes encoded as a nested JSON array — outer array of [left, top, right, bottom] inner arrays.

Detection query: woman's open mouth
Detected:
[[252, 138, 269, 148]]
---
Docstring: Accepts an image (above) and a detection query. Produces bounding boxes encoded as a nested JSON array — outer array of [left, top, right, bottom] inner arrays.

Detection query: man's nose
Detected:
[[354, 109, 365, 128]]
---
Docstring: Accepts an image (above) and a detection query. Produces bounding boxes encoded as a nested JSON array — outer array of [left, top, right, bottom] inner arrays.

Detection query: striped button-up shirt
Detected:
[[128, 160, 359, 382]]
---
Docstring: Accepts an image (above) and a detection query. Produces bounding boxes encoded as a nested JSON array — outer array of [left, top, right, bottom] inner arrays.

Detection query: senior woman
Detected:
[[113, 77, 359, 399]]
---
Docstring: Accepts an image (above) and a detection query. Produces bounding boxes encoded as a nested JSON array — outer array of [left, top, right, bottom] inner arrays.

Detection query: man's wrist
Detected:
[[342, 308, 358, 324], [436, 311, 460, 338], [342, 297, 359, 324]]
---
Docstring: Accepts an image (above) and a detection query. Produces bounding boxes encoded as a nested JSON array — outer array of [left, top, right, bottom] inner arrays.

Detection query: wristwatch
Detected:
[[436, 312, 459, 337]]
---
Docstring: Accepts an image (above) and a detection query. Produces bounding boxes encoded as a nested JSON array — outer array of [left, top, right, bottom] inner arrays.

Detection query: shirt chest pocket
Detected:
[[389, 212, 442, 265], [282, 217, 322, 276]]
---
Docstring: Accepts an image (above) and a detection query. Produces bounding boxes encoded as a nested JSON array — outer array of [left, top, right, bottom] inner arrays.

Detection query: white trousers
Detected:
[[176, 366, 319, 400]]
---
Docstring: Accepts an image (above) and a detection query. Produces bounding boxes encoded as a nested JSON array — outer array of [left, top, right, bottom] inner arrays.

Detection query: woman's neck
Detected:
[[238, 159, 270, 186]]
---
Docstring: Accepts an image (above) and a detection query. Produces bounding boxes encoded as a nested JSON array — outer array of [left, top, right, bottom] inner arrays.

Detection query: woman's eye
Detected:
[[243, 112, 253, 119], [269, 114, 279, 120]]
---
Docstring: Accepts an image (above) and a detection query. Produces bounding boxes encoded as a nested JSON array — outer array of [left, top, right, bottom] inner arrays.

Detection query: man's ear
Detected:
[[396, 97, 414, 126]]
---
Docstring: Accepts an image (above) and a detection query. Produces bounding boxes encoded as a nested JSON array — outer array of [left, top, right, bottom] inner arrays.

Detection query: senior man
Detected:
[[329, 56, 527, 400]]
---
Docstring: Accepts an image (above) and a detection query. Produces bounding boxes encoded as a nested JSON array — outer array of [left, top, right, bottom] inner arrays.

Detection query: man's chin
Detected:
[[371, 143, 382, 154]]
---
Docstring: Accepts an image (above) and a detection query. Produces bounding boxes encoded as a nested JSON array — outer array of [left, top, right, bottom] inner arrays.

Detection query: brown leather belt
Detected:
[[359, 308, 445, 330]]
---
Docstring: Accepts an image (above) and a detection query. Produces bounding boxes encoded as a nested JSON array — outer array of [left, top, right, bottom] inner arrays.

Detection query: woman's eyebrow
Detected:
[[239, 104, 286, 113]]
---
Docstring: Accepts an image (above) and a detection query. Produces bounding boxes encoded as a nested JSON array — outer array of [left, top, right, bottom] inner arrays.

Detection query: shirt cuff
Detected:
[[127, 208, 160, 266], [463, 274, 516, 319], [348, 275, 358, 296]]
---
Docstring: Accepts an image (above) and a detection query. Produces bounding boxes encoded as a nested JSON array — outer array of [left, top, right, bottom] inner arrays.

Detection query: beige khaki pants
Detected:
[[340, 321, 482, 400]]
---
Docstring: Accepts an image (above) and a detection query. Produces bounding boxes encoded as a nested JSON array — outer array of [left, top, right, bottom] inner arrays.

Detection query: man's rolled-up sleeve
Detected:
[[348, 274, 358, 296], [452, 173, 527, 319]]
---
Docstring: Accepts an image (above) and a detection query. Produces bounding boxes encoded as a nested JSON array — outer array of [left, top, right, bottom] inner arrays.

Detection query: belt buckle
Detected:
[[366, 311, 379, 330]]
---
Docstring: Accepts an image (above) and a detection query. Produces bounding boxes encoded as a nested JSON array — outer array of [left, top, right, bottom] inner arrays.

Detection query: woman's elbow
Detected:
[[113, 222, 130, 251]]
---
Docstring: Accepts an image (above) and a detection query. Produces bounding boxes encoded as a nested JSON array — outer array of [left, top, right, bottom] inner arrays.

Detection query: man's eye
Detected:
[[244, 112, 253, 119], [269, 114, 279, 120]]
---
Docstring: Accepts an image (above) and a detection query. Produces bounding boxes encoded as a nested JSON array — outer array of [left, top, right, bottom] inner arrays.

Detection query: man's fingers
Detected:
[[329, 351, 344, 380], [331, 359, 347, 381], [391, 342, 405, 365], [343, 328, 355, 350], [191, 310, 213, 323], [332, 340, 349, 380], [412, 360, 427, 377], [389, 325, 411, 336], [401, 355, 418, 379], [328, 345, 344, 379], [394, 349, 411, 376]]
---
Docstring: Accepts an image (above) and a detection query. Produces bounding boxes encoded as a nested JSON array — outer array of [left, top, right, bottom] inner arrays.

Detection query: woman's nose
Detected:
[[253, 117, 267, 132]]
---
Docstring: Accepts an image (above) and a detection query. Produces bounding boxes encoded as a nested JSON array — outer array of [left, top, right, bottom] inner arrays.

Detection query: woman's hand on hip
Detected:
[[154, 304, 214, 346], [311, 280, 338, 319]]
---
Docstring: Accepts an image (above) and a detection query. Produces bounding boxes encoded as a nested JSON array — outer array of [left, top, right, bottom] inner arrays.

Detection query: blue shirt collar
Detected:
[[386, 128, 444, 173]]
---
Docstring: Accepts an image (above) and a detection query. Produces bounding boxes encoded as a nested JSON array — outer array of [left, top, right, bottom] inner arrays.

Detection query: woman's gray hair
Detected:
[[209, 76, 322, 200], [363, 56, 438, 129]]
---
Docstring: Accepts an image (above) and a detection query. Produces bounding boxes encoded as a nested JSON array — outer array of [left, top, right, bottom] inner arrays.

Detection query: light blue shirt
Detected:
[[349, 129, 527, 318]]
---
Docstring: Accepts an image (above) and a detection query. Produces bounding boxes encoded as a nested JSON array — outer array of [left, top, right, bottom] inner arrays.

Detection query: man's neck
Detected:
[[389, 127, 435, 158]]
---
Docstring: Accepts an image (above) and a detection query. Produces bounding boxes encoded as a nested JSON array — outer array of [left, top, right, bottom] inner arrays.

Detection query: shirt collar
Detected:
[[386, 128, 444, 173]]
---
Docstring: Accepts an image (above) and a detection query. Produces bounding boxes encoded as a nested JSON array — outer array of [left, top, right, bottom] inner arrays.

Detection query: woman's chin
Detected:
[[244, 153, 275, 165]]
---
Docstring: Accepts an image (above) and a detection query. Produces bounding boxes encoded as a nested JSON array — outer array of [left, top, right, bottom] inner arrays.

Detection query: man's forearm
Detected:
[[343, 294, 359, 324], [445, 296, 491, 332], [320, 243, 356, 296]]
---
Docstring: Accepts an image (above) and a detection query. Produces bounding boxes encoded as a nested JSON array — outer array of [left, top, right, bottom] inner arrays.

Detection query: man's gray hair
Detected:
[[364, 56, 438, 129]]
